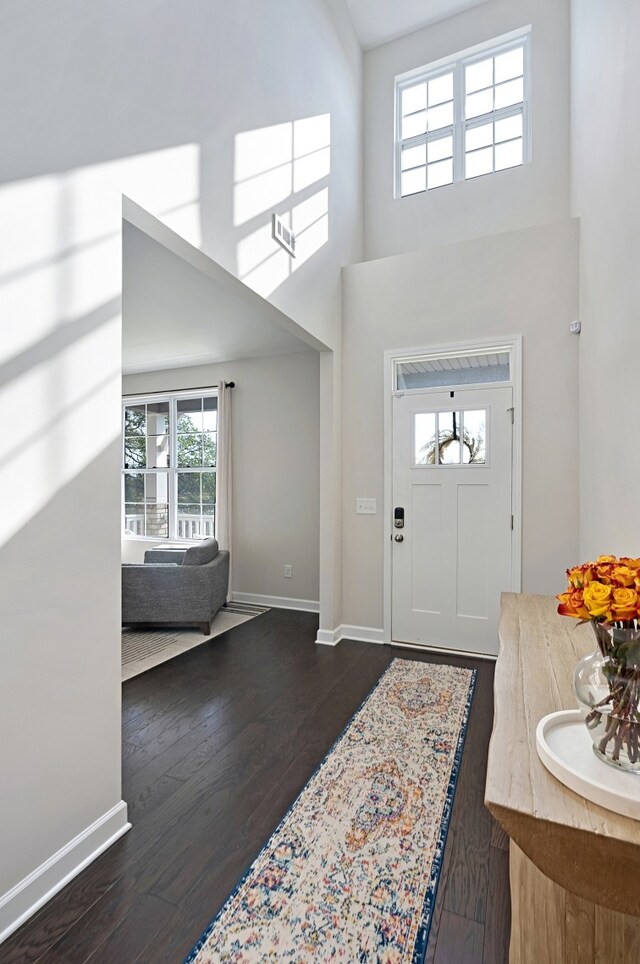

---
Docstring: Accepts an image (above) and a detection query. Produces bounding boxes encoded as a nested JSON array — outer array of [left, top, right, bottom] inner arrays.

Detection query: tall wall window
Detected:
[[395, 31, 530, 198], [122, 391, 217, 541]]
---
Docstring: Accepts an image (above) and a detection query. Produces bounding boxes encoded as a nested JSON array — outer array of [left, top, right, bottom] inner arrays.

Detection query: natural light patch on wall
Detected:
[[234, 116, 330, 298], [0, 144, 201, 549], [0, 145, 201, 364]]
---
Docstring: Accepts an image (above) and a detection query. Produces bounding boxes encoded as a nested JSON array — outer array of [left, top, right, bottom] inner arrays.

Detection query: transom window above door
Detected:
[[395, 29, 530, 198]]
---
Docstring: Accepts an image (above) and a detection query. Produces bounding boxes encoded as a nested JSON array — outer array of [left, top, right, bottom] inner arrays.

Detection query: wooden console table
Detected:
[[485, 593, 640, 963]]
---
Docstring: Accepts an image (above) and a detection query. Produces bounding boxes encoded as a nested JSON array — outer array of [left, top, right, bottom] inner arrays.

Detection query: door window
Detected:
[[414, 409, 486, 465]]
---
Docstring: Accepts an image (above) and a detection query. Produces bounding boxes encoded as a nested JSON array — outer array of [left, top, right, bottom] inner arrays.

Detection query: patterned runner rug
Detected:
[[185, 658, 475, 963], [122, 602, 269, 681]]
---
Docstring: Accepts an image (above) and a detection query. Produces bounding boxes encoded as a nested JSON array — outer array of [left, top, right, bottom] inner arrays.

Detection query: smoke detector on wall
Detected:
[[272, 213, 296, 257]]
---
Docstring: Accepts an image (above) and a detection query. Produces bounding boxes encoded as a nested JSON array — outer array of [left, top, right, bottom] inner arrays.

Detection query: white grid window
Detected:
[[396, 32, 530, 198], [122, 390, 218, 542]]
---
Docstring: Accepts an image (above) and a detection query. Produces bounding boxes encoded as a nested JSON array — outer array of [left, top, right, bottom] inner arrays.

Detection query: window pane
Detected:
[[401, 143, 427, 171], [144, 473, 169, 539], [439, 412, 463, 464], [124, 472, 144, 502], [401, 167, 426, 197], [415, 413, 437, 465], [124, 436, 146, 469], [465, 88, 493, 119], [177, 398, 203, 433], [147, 434, 170, 469], [124, 504, 144, 536], [178, 433, 202, 467], [428, 72, 453, 106], [124, 405, 145, 436], [401, 82, 427, 116], [494, 77, 523, 110], [494, 46, 523, 84], [203, 396, 218, 432], [177, 505, 203, 540], [402, 111, 427, 140], [427, 102, 453, 132], [495, 138, 523, 170], [203, 433, 217, 467], [146, 402, 169, 434], [202, 472, 216, 504], [178, 471, 201, 504], [462, 410, 486, 463], [465, 146, 494, 179], [427, 158, 453, 190], [495, 113, 522, 143], [465, 58, 493, 94], [465, 123, 493, 152], [427, 135, 453, 163]]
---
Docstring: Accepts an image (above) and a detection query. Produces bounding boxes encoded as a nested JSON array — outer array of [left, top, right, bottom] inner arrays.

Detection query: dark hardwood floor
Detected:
[[2, 610, 509, 963]]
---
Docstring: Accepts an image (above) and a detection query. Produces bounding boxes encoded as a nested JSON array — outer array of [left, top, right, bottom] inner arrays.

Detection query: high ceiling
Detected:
[[345, 0, 491, 50]]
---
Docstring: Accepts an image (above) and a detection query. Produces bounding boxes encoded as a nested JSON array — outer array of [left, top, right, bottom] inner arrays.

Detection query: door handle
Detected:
[[394, 533, 404, 542]]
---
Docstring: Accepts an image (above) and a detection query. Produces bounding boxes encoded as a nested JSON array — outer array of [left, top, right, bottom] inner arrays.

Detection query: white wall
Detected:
[[0, 0, 360, 937], [341, 219, 580, 629], [122, 352, 321, 605], [571, 1, 640, 558], [363, 0, 570, 260]]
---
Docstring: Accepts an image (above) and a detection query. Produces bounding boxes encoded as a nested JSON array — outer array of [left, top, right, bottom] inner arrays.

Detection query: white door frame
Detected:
[[382, 334, 523, 648]]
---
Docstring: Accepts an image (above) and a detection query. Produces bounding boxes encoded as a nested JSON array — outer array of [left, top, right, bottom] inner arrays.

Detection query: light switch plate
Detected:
[[356, 498, 376, 515]]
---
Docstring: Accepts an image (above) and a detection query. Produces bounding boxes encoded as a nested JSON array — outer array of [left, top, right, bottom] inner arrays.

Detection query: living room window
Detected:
[[395, 30, 530, 198], [122, 390, 217, 541]]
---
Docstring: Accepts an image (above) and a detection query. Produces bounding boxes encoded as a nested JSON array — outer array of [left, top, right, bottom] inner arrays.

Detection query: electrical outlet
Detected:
[[284, 564, 292, 578]]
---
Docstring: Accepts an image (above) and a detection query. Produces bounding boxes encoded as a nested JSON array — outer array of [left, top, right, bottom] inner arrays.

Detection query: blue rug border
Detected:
[[411, 666, 477, 963], [183, 658, 477, 964]]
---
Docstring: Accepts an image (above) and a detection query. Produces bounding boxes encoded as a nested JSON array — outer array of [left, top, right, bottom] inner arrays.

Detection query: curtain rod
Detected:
[[122, 381, 235, 397]]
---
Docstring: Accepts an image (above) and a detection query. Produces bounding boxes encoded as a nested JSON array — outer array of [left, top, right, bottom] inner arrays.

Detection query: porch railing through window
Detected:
[[124, 512, 215, 540]]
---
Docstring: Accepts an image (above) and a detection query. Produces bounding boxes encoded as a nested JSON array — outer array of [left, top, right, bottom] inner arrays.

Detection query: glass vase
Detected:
[[573, 622, 640, 773]]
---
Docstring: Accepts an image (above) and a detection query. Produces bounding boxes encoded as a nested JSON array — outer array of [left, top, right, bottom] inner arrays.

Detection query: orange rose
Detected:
[[583, 581, 613, 619], [611, 566, 636, 588], [611, 588, 639, 621], [567, 564, 595, 589], [557, 589, 589, 620], [620, 557, 640, 571]]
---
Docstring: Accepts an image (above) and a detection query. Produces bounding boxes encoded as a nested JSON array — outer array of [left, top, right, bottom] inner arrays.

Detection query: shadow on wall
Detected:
[[234, 114, 331, 297], [0, 145, 201, 550]]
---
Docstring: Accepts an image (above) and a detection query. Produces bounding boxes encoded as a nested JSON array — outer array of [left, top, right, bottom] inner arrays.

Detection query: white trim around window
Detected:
[[394, 28, 531, 199]]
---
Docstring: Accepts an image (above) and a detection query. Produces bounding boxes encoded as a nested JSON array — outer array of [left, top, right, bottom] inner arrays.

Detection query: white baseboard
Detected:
[[231, 592, 319, 613], [0, 801, 130, 946], [315, 625, 385, 646], [315, 628, 340, 646]]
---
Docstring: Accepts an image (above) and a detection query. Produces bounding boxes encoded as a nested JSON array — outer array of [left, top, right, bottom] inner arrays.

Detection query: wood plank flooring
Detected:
[[1, 609, 510, 963]]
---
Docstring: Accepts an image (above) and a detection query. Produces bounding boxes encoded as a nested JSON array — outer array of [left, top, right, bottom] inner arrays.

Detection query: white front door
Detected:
[[391, 386, 513, 656]]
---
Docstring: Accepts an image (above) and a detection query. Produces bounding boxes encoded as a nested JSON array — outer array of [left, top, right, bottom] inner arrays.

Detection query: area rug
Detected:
[[122, 602, 269, 681], [185, 658, 475, 963]]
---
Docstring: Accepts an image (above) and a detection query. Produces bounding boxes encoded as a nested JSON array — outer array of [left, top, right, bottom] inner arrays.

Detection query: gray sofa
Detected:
[[122, 538, 230, 634]]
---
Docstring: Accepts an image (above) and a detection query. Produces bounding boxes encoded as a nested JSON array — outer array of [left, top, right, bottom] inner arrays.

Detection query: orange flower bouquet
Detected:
[[557, 555, 640, 771]]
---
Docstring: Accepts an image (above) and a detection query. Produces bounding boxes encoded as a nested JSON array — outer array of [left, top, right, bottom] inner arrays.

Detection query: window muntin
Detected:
[[396, 33, 529, 198], [122, 391, 217, 541]]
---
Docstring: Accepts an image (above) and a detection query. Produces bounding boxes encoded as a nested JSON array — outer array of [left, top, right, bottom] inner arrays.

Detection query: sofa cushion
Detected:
[[182, 538, 219, 566]]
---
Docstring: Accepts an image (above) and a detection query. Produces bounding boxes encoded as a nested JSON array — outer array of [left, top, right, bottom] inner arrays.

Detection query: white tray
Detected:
[[536, 709, 640, 820]]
